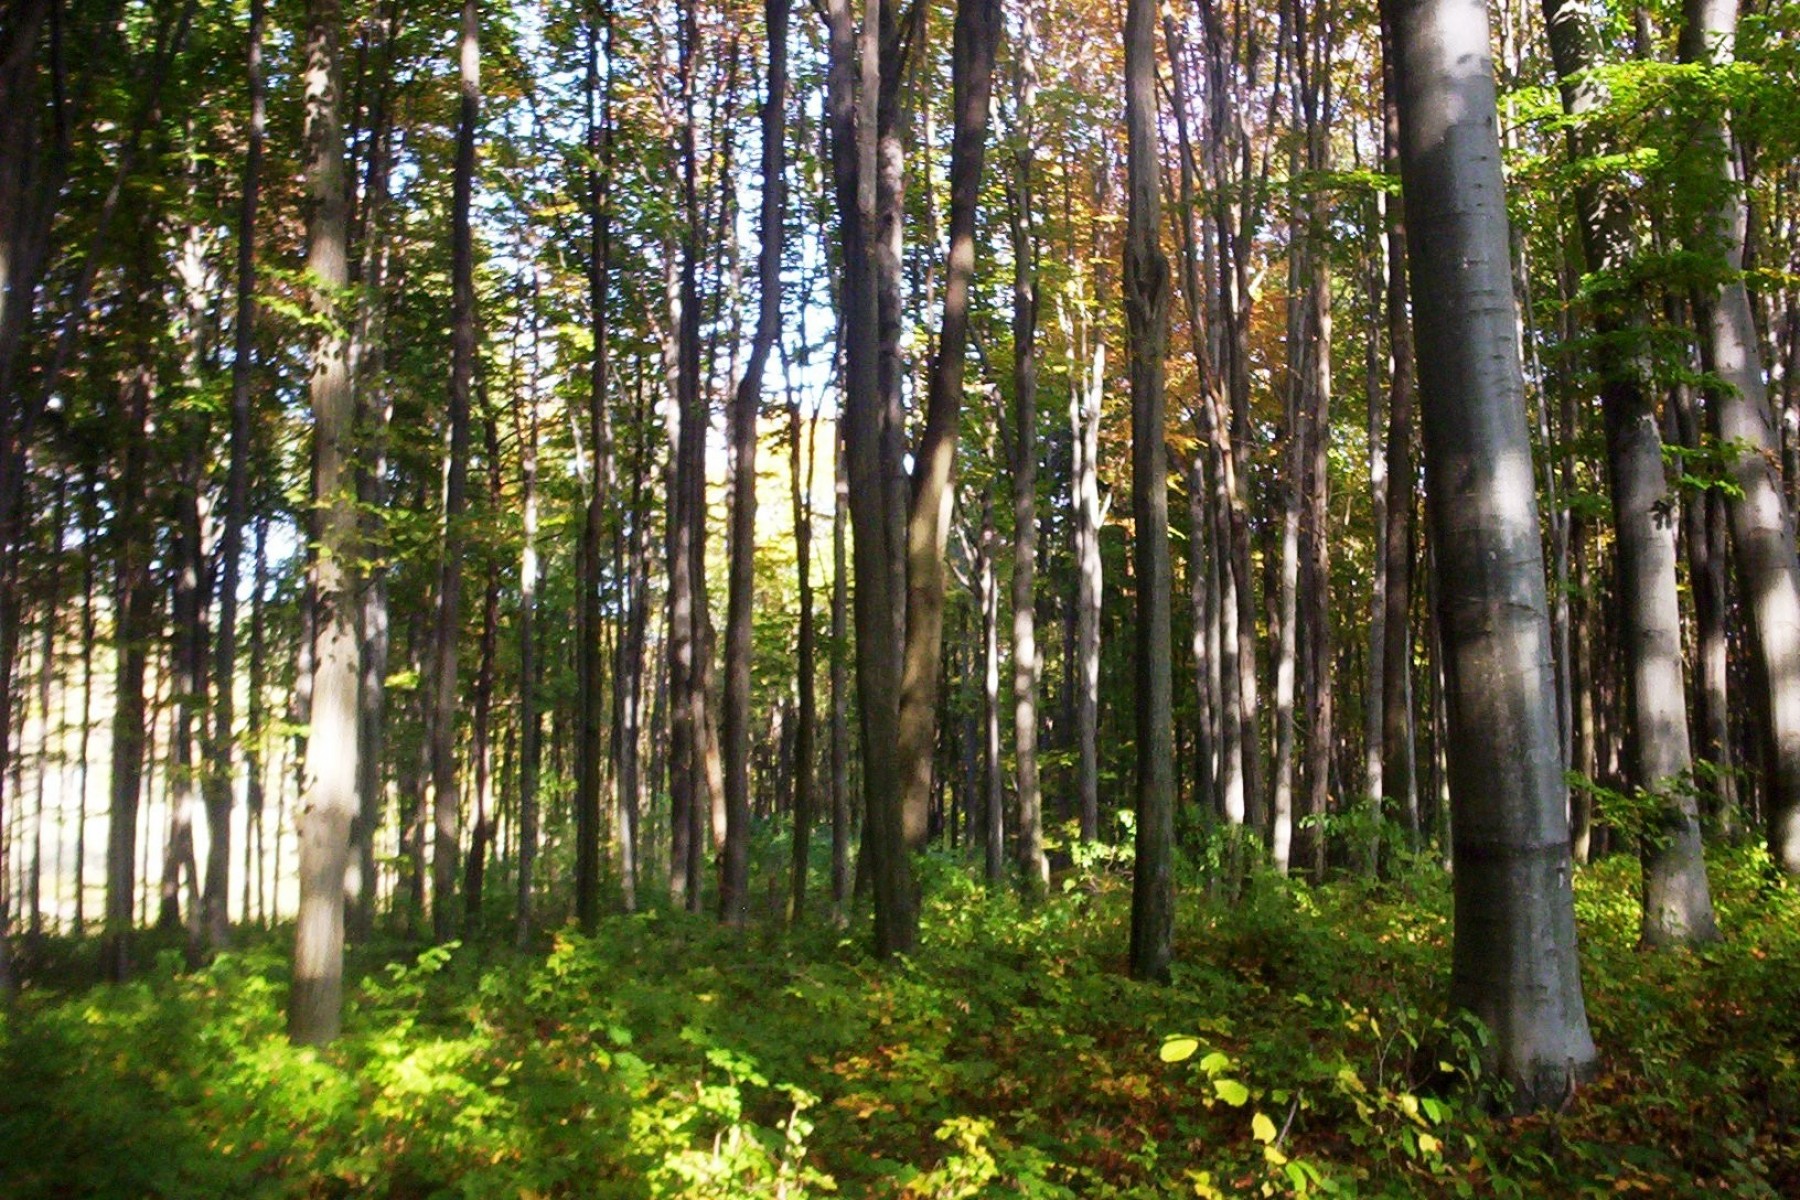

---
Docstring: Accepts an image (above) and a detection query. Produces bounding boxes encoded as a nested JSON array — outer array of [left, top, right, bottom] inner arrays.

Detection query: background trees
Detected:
[[0, 0, 1795, 1123]]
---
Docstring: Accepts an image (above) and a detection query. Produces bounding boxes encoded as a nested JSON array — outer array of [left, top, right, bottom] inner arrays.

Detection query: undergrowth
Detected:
[[0, 845, 1794, 1197]]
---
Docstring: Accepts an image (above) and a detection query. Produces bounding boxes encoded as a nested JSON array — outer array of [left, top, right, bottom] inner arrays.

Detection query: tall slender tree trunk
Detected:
[[670, 0, 710, 917], [202, 0, 265, 950], [830, 0, 914, 956], [1125, 0, 1175, 982], [1544, 0, 1717, 944], [1378, 12, 1419, 843], [722, 0, 790, 924], [425, 0, 478, 943], [830, 428, 850, 917], [1073, 325, 1105, 843], [978, 498, 1004, 883], [1680, 0, 1800, 874], [349, 11, 399, 942], [514, 273, 542, 944], [575, 7, 615, 929], [104, 361, 155, 982], [896, 0, 1000, 879], [1010, 0, 1045, 890], [1386, 0, 1596, 1104], [289, 0, 360, 1046], [789, 388, 818, 919], [1297, 0, 1334, 884]]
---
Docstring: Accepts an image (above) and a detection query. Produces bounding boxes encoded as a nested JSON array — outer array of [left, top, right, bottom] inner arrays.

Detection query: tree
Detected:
[[427, 0, 479, 945], [1385, 0, 1597, 1104], [289, 0, 360, 1046], [722, 0, 789, 926], [1679, 0, 1800, 876], [1542, 0, 1717, 945], [1124, 0, 1174, 984], [895, 0, 1000, 907]]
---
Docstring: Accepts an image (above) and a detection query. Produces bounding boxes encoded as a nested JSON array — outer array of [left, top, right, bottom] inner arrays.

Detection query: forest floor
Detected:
[[1, 841, 1795, 1198]]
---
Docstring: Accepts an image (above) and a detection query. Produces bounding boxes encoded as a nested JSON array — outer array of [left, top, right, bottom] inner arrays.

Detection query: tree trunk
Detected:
[[1543, 0, 1717, 944], [722, 0, 789, 925], [789, 387, 817, 920], [202, 0, 264, 951], [896, 0, 1000, 877], [1379, 12, 1419, 844], [829, 0, 915, 956], [1386, 0, 1597, 1104], [1679, 0, 1800, 874], [979, 498, 1004, 884], [426, 0, 478, 942], [1125, 0, 1175, 982], [1010, 0, 1045, 891], [104, 362, 155, 982], [1073, 324, 1105, 843], [575, 3, 614, 930], [289, 0, 361, 1045], [830, 427, 851, 917], [514, 273, 542, 944]]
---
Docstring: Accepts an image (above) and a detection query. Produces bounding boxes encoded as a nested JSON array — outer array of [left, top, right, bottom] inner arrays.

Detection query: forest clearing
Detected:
[[1, 0, 1798, 1193]]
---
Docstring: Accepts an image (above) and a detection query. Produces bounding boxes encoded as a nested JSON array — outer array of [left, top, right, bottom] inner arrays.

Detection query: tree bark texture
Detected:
[[1386, 0, 1597, 1105]]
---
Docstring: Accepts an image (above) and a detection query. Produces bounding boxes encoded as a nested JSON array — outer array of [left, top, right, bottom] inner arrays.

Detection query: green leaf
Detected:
[[1159, 1036, 1200, 1063], [1213, 1078, 1250, 1106]]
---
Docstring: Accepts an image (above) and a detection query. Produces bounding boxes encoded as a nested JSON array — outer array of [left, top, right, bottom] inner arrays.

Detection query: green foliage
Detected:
[[3, 847, 1797, 1197]]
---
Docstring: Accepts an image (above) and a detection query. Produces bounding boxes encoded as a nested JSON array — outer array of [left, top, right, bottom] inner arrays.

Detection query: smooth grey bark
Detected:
[[721, 0, 789, 925], [977, 501, 1003, 882], [1009, 2, 1045, 890], [514, 274, 542, 945], [1679, 0, 1800, 874], [1071, 317, 1104, 844], [289, 0, 360, 1045], [1364, 237, 1389, 851], [1386, 0, 1597, 1105], [1543, 0, 1717, 945], [1125, 0, 1175, 983]]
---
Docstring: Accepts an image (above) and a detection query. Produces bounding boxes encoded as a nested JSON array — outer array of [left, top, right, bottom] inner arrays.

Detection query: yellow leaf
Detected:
[[1160, 1036, 1201, 1063], [1252, 1111, 1277, 1143]]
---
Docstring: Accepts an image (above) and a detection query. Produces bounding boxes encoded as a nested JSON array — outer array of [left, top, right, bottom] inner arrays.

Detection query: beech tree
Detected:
[[1385, 0, 1597, 1103]]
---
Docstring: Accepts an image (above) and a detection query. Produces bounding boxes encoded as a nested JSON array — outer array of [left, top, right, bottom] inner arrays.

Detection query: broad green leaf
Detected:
[[1160, 1036, 1200, 1063], [1213, 1078, 1249, 1106]]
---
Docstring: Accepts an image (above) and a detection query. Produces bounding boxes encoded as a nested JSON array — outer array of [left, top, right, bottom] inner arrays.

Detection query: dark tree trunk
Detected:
[[896, 0, 1000, 877], [1125, 0, 1175, 982], [722, 0, 789, 925], [426, 0, 478, 943], [202, 0, 265, 951]]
